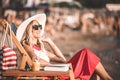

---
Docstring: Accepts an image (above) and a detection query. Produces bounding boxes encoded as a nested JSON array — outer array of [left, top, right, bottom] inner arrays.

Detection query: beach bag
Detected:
[[0, 46, 17, 70], [0, 22, 17, 71]]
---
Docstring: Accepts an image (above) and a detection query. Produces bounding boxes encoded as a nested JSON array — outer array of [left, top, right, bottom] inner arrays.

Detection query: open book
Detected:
[[42, 64, 70, 72]]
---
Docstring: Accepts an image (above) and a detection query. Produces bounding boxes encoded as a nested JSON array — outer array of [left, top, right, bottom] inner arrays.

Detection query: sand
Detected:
[[52, 28, 120, 80]]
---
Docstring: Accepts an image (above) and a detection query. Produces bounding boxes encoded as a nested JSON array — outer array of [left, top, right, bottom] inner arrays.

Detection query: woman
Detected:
[[17, 14, 112, 80]]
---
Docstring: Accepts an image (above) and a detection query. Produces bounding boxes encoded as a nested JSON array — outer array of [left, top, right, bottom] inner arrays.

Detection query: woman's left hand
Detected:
[[41, 36, 53, 43]]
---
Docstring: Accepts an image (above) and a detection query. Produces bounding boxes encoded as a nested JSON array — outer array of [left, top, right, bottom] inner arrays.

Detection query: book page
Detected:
[[43, 64, 70, 72], [46, 64, 70, 67]]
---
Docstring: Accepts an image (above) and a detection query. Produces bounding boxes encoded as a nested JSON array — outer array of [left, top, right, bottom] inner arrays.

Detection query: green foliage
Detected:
[[76, 0, 120, 8], [0, 0, 2, 7]]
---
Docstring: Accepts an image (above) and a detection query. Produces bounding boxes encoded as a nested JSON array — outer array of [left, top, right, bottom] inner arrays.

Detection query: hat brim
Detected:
[[16, 13, 46, 41]]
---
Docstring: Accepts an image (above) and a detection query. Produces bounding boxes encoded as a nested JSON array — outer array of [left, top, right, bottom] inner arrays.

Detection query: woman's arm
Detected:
[[41, 37, 67, 62], [22, 43, 50, 66], [46, 51, 67, 63]]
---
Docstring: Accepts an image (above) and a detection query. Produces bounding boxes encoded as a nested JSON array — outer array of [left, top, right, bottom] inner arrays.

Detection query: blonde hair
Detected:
[[21, 20, 44, 49]]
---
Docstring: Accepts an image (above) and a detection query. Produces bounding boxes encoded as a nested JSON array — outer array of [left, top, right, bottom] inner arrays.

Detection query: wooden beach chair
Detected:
[[1, 21, 75, 80]]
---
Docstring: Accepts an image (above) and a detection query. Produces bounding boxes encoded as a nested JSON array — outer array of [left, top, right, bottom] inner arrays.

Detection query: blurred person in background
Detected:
[[3, 9, 17, 34], [3, 10, 24, 35], [13, 14, 24, 35], [113, 14, 120, 39]]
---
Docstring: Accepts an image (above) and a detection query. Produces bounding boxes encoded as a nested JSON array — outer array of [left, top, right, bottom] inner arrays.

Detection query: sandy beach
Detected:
[[52, 28, 120, 80]]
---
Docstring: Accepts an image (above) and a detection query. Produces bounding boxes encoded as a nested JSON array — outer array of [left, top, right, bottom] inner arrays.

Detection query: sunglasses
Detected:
[[32, 25, 42, 30]]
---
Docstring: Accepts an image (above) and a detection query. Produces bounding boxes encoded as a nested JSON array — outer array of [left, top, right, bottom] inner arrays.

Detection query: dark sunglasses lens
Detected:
[[39, 25, 42, 29], [33, 25, 38, 30], [32, 25, 42, 30]]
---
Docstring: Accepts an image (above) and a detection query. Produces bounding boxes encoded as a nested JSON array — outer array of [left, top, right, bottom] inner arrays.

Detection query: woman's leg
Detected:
[[95, 62, 113, 80], [91, 72, 100, 80], [67, 48, 112, 80]]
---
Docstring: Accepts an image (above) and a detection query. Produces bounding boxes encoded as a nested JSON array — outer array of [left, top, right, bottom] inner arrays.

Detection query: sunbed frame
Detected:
[[2, 23, 75, 80]]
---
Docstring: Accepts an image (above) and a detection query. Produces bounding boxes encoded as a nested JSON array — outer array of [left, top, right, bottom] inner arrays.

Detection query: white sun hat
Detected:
[[16, 13, 46, 41]]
